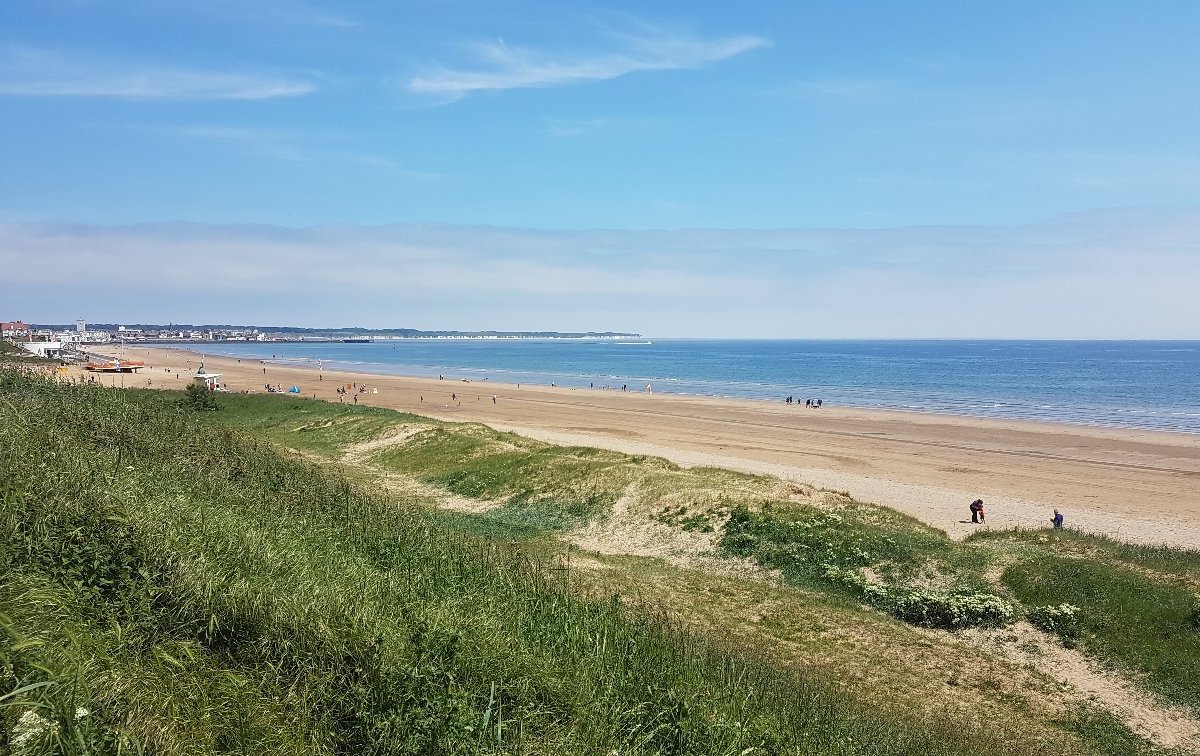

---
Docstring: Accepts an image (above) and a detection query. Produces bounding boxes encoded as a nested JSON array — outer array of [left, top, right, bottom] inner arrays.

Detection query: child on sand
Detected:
[[1052, 509, 1064, 529], [969, 499, 984, 524]]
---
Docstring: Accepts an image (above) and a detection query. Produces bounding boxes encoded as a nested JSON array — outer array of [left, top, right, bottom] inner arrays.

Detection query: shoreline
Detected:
[[128, 340, 1200, 437], [89, 344, 1200, 550]]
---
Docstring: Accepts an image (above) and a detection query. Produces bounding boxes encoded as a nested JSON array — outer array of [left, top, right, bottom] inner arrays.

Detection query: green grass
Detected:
[[0, 341, 59, 365], [1, 369, 1075, 755], [1003, 554, 1200, 711], [373, 428, 638, 521], [171, 388, 1200, 714], [970, 527, 1200, 582], [716, 501, 1014, 630], [191, 391, 436, 455], [1061, 705, 1167, 756]]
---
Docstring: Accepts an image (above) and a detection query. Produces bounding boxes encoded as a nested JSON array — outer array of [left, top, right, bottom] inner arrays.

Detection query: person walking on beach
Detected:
[[970, 499, 985, 524], [492, 394, 497, 404], [1052, 509, 1064, 529]]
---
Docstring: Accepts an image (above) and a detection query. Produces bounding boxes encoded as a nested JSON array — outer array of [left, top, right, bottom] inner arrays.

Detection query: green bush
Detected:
[[183, 381, 219, 411], [831, 566, 1015, 630], [1027, 604, 1082, 645]]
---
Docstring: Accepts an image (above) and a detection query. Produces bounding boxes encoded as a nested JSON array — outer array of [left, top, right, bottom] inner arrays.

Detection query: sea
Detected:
[[189, 340, 1200, 434]]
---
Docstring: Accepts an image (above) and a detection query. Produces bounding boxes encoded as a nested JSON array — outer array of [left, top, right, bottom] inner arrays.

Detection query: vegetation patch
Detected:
[[4, 368, 1050, 755], [18, 377, 1195, 752], [654, 504, 718, 533], [1003, 555, 1200, 711], [189, 391, 433, 455], [0, 341, 59, 365], [1061, 705, 1165, 756], [1026, 603, 1083, 646], [719, 505, 1014, 629]]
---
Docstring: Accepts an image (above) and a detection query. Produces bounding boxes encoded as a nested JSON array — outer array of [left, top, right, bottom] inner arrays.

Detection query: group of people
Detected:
[[969, 498, 1066, 529], [784, 396, 823, 407]]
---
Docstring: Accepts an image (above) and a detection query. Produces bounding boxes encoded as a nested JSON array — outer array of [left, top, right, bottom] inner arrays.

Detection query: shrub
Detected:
[[826, 565, 1016, 630], [886, 589, 1016, 630], [1027, 604, 1082, 645], [183, 381, 219, 411]]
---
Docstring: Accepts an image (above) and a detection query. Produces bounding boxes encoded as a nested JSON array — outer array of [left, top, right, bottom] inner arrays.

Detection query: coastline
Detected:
[[89, 344, 1200, 550]]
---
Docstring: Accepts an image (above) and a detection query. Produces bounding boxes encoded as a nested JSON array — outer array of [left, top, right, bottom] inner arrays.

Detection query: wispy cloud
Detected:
[[148, 124, 436, 174], [3, 209, 1199, 337], [0, 47, 315, 100], [409, 26, 767, 100], [544, 116, 656, 138]]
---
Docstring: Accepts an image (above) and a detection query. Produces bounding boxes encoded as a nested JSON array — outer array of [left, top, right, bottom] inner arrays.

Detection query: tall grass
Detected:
[[0, 369, 1066, 754], [183, 389, 1200, 714]]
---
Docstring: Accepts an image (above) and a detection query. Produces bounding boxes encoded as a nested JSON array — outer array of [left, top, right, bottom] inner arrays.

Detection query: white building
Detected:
[[21, 341, 63, 358], [1, 321, 30, 338]]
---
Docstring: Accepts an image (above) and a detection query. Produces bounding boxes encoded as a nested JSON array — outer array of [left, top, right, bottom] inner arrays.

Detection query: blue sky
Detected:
[[2, 1, 1198, 336]]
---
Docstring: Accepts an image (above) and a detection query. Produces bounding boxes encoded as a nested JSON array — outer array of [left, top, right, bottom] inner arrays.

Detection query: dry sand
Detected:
[[90, 345, 1200, 550]]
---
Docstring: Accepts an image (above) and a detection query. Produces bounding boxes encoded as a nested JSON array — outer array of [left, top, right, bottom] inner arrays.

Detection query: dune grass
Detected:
[[964, 529, 1200, 712], [186, 391, 434, 456], [183, 389, 1200, 714], [0, 368, 1084, 755]]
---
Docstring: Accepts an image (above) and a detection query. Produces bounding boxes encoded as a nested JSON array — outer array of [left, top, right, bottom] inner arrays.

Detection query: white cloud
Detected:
[[409, 27, 767, 99], [0, 47, 315, 100], [2, 209, 1197, 337]]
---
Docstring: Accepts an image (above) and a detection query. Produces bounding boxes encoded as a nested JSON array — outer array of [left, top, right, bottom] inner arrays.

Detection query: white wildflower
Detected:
[[11, 709, 57, 749]]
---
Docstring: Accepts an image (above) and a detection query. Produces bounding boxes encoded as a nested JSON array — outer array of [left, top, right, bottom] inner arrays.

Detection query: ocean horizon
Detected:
[[168, 339, 1200, 434]]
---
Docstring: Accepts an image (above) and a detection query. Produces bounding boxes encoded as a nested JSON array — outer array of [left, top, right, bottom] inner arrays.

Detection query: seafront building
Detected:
[[1, 321, 30, 338], [5, 319, 642, 347]]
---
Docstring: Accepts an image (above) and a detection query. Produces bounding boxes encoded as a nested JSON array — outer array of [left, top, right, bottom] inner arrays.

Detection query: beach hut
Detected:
[[193, 367, 221, 390]]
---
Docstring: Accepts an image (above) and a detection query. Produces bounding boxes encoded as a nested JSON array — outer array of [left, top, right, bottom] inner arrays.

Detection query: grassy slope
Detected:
[[194, 393, 1200, 753], [979, 530, 1200, 711], [0, 340, 58, 365], [0, 374, 1076, 756]]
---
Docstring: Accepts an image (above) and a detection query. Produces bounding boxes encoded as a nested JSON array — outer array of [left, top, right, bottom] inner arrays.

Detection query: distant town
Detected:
[[0, 319, 642, 360]]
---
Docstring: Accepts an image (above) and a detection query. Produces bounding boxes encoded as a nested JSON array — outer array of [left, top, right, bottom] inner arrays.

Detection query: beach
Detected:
[[90, 345, 1200, 550]]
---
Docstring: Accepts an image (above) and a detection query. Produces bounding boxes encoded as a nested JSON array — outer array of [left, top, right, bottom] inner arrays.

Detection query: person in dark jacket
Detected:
[[969, 499, 984, 524]]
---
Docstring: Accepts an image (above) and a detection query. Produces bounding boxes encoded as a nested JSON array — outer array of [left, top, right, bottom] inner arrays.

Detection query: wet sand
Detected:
[[89, 345, 1200, 549]]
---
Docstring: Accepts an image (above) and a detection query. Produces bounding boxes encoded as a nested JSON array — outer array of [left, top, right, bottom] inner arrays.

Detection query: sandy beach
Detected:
[[88, 345, 1200, 550]]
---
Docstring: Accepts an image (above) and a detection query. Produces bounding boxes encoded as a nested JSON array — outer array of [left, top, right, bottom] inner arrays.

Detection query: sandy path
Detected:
[[88, 345, 1200, 549]]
